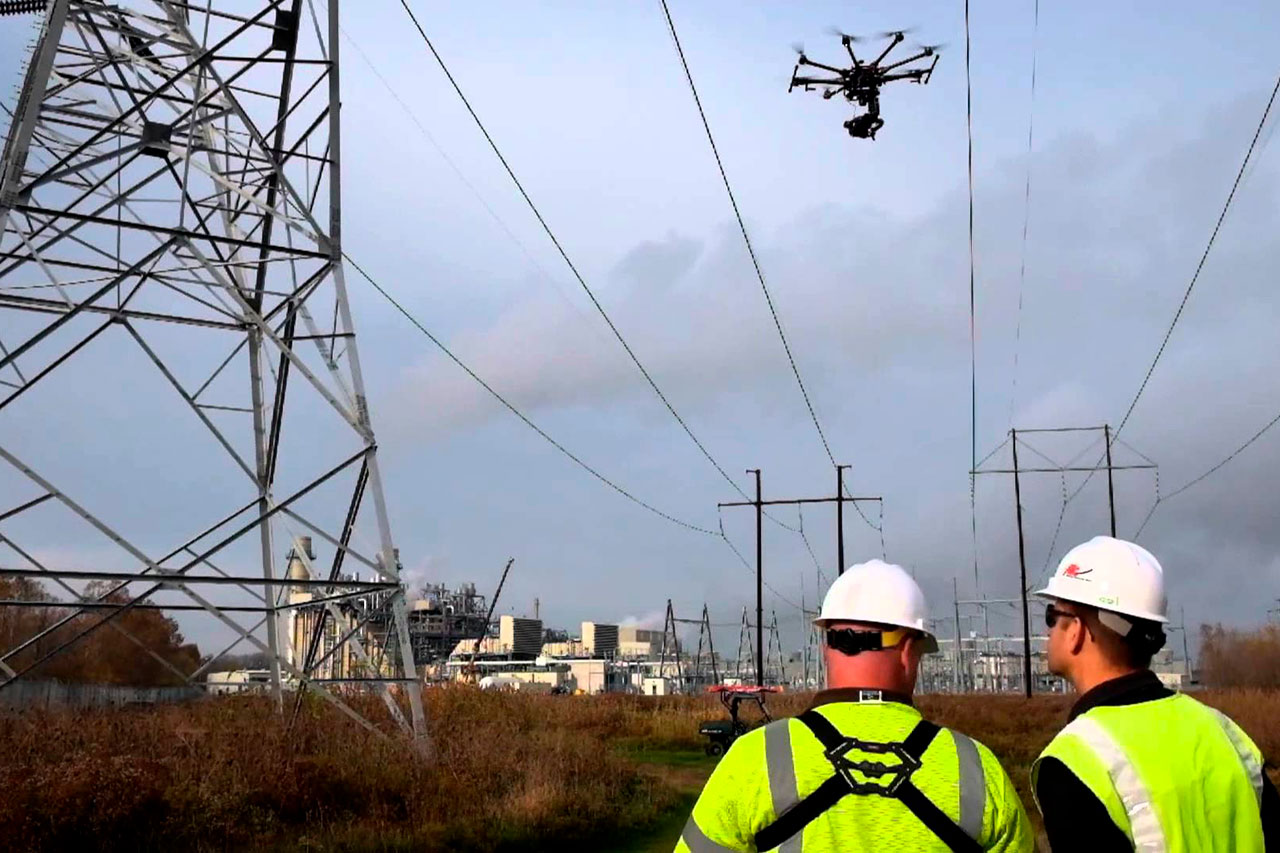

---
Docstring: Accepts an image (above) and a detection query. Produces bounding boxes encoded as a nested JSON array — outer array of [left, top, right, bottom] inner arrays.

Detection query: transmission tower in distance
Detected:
[[0, 1, 426, 740]]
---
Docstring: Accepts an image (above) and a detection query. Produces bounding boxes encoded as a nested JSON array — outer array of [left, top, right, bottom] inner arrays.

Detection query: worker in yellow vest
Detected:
[[676, 560, 1032, 852], [1033, 535, 1280, 850]]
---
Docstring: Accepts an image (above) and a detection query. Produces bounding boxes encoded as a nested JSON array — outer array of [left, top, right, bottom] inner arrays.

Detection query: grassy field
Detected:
[[1, 687, 1276, 850]]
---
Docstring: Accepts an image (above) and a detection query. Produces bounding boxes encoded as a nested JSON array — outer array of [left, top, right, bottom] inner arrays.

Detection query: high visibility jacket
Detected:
[[676, 696, 1033, 852], [1032, 691, 1267, 851]]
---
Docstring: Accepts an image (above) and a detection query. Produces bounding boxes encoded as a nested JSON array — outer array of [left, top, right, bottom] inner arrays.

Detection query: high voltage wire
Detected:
[[1009, 0, 1039, 427], [345, 254, 718, 538], [351, 254, 810, 608], [392, 0, 764, 516], [335, 21, 610, 348], [1064, 69, 1280, 507], [718, 513, 800, 610], [1136, 404, 1280, 537], [657, 0, 838, 470], [964, 0, 979, 592], [1116, 70, 1280, 439]]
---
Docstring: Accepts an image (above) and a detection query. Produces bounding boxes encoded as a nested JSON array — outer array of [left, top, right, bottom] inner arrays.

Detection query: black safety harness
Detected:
[[754, 702, 983, 853]]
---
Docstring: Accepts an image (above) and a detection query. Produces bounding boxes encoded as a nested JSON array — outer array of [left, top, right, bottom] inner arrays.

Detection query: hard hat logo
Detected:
[[1034, 535, 1169, 625]]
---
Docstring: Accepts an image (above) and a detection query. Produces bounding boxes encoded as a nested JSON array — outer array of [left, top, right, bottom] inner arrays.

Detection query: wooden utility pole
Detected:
[[972, 427, 1156, 697], [836, 464, 850, 574], [1011, 428, 1033, 697], [1104, 423, 1117, 536], [719, 467, 881, 687]]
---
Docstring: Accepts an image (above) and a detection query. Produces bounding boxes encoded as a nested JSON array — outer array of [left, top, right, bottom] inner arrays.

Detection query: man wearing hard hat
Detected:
[[1033, 535, 1280, 850], [676, 560, 1032, 852]]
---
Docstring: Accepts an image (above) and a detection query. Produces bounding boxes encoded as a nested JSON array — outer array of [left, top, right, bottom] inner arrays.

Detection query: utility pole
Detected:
[[719, 466, 881, 687], [1181, 605, 1192, 685], [1011, 429, 1033, 698], [753, 469, 763, 687], [837, 464, 850, 574], [953, 577, 963, 692], [972, 427, 1157, 696], [1104, 423, 1117, 537]]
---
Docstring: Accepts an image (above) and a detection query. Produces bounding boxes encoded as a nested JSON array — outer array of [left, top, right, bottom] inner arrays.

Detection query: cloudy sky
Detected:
[[3, 0, 1280, 661]]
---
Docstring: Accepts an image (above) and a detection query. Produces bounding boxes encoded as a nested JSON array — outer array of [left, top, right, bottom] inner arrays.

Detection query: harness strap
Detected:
[[896, 781, 984, 853], [753, 713, 983, 853]]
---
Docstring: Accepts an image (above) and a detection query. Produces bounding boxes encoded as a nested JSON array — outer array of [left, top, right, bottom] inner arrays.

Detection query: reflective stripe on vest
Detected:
[[1206, 706, 1265, 806], [761, 718, 988, 850], [764, 721, 803, 853], [1036, 695, 1267, 852], [952, 731, 987, 840], [679, 814, 739, 853], [1056, 714, 1167, 852]]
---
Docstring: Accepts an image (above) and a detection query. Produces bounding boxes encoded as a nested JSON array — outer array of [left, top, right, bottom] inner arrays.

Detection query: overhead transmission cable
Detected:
[[345, 254, 717, 537], [336, 22, 608, 343], [351, 256, 811, 606], [392, 1, 781, 519], [657, 0, 839, 469], [1135, 404, 1280, 537], [1008, 0, 1039, 426], [1066, 69, 1280, 506], [657, 0, 881, 539], [718, 511, 801, 610]]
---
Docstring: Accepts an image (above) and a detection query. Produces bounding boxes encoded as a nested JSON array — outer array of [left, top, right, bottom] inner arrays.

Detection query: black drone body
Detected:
[[789, 30, 940, 140]]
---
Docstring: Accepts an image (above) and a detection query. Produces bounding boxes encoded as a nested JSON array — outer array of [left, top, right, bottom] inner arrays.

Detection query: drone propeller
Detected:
[[916, 42, 947, 55], [824, 25, 865, 42], [878, 27, 917, 39], [790, 41, 805, 56]]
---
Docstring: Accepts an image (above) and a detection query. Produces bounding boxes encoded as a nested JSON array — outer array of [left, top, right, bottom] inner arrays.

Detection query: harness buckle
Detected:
[[857, 689, 884, 703], [822, 737, 923, 797]]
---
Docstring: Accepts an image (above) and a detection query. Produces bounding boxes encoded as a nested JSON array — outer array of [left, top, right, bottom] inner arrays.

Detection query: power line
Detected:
[[1136, 404, 1280, 537], [335, 20, 608, 346], [1065, 68, 1280, 508], [1009, 0, 1039, 427], [393, 0, 761, 512], [345, 253, 718, 537], [658, 0, 837, 469], [965, 0, 979, 591], [717, 512, 800, 610], [1115, 70, 1280, 439]]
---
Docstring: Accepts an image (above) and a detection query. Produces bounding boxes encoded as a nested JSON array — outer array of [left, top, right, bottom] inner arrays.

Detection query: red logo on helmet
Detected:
[[1063, 563, 1092, 580]]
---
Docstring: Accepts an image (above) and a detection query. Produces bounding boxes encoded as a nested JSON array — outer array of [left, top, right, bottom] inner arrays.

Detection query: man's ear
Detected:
[[899, 634, 919, 669], [1068, 616, 1088, 656]]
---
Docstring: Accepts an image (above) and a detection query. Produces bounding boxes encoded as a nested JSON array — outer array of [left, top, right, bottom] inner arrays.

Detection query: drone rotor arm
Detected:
[[800, 57, 848, 75], [871, 36, 901, 68], [791, 75, 846, 88], [880, 50, 935, 73]]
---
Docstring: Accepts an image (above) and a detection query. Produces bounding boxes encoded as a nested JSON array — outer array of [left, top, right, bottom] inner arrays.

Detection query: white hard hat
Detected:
[[1035, 536, 1168, 624], [814, 559, 939, 653]]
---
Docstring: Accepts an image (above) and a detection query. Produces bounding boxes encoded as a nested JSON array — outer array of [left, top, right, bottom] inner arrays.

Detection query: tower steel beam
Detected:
[[0, 0, 427, 744]]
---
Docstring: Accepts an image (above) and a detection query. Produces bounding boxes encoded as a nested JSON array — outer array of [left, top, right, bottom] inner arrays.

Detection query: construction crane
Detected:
[[462, 558, 515, 683]]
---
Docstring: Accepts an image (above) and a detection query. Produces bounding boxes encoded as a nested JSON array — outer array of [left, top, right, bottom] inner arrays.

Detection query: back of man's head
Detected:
[[814, 560, 939, 693]]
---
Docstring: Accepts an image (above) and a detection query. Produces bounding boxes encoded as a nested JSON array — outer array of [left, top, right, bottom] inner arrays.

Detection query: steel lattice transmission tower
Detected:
[[0, 0, 427, 741]]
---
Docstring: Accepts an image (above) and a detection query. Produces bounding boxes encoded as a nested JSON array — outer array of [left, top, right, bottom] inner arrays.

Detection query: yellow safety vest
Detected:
[[1033, 693, 1266, 852], [677, 697, 1032, 852]]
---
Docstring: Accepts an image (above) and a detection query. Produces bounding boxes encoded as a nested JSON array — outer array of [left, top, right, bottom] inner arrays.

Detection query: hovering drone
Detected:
[[788, 29, 940, 140]]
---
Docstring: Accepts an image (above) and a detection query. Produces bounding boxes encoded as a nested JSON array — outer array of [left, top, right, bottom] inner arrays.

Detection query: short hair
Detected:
[[1079, 605, 1164, 669]]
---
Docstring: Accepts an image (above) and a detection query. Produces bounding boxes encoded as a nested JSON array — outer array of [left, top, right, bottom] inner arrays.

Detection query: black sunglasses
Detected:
[[1045, 604, 1078, 628]]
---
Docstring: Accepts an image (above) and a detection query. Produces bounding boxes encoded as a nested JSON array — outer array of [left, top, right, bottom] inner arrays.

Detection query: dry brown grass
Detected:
[[0, 686, 1276, 850], [1201, 624, 1280, 688]]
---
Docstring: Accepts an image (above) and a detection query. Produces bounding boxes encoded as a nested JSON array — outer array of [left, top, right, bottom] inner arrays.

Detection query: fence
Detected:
[[0, 680, 204, 711]]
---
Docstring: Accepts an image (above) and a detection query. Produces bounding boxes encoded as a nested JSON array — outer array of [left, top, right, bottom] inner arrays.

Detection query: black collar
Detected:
[[1068, 670, 1173, 721], [808, 687, 914, 710]]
